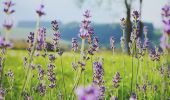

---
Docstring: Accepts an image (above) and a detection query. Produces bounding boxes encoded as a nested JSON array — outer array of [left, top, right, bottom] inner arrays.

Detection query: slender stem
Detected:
[[70, 68, 82, 98], [20, 16, 40, 97], [130, 53, 134, 94], [60, 56, 67, 99]]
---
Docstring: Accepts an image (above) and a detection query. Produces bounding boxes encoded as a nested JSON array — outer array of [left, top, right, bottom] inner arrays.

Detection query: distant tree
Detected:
[[75, 0, 143, 53]]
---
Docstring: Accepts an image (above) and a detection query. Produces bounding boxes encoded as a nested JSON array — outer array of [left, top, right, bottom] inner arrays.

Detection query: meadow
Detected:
[[2, 49, 170, 99], [1, 0, 170, 100]]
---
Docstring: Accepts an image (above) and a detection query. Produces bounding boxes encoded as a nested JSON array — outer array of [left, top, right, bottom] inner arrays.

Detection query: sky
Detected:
[[0, 0, 170, 28]]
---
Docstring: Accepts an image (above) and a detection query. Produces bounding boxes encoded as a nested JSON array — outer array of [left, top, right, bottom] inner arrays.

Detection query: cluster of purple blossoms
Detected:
[[37, 83, 46, 96], [37, 65, 45, 80], [36, 4, 45, 17], [51, 20, 61, 51], [120, 18, 126, 29], [112, 72, 121, 88], [79, 10, 94, 42], [136, 38, 145, 60], [48, 54, 56, 62], [160, 4, 170, 50], [143, 26, 150, 49], [149, 47, 161, 61], [88, 37, 99, 55], [6, 69, 14, 79], [36, 27, 46, 51], [27, 32, 34, 52], [129, 93, 137, 100], [47, 64, 56, 88], [75, 85, 100, 100], [110, 36, 115, 50], [0, 36, 12, 48], [3, 20, 13, 31], [72, 38, 78, 52], [0, 88, 5, 99], [93, 61, 105, 98], [3, 0, 15, 15]]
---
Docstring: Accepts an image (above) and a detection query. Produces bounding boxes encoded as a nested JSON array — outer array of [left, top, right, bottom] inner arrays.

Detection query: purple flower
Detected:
[[47, 64, 56, 88], [163, 19, 170, 35], [0, 88, 5, 98], [120, 18, 126, 29], [129, 93, 137, 100], [0, 36, 12, 48], [72, 38, 78, 52], [83, 10, 91, 18], [37, 83, 46, 96], [3, 0, 15, 15], [161, 4, 170, 17], [149, 47, 161, 61], [51, 20, 59, 31], [36, 27, 46, 51], [36, 4, 45, 17], [75, 85, 100, 100], [3, 20, 13, 30], [88, 37, 99, 55], [48, 54, 56, 62], [27, 32, 34, 52], [6, 69, 14, 78], [93, 61, 105, 98], [37, 65, 45, 80], [110, 36, 115, 49], [132, 11, 140, 20], [143, 26, 148, 36], [112, 72, 121, 88], [52, 30, 61, 51], [79, 10, 94, 40]]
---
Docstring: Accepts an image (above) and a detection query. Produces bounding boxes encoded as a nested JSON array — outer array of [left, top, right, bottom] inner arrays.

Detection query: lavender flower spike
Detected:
[[72, 38, 78, 52], [36, 4, 45, 17], [75, 85, 100, 100]]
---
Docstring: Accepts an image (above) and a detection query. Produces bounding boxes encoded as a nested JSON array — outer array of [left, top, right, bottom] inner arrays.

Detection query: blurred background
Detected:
[[0, 0, 169, 50]]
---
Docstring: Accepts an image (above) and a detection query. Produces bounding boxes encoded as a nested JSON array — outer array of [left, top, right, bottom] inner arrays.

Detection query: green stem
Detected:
[[60, 56, 67, 99]]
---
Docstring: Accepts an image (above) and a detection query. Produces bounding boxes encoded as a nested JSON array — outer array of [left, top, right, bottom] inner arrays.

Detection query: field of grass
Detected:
[[1, 49, 170, 99]]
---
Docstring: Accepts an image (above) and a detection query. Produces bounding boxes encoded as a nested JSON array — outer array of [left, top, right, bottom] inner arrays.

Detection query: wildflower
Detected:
[[0, 88, 5, 99], [36, 4, 45, 17], [132, 11, 140, 21], [51, 20, 59, 31], [48, 54, 56, 62], [75, 85, 100, 100], [88, 37, 99, 55], [142, 84, 147, 92], [161, 4, 170, 18], [163, 19, 170, 35], [0, 36, 12, 48], [149, 47, 161, 61], [120, 18, 126, 29], [37, 83, 46, 96], [37, 65, 45, 80], [47, 64, 56, 88], [112, 72, 121, 88], [72, 62, 78, 70], [3, 0, 15, 15], [72, 38, 78, 52], [93, 61, 105, 98], [129, 93, 137, 100], [110, 36, 115, 50], [52, 31, 61, 51], [79, 10, 94, 41], [27, 32, 34, 52], [3, 20, 13, 31], [36, 27, 46, 51], [6, 69, 14, 79]]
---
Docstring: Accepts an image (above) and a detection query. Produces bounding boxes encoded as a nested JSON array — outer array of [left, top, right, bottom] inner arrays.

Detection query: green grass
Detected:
[[2, 49, 170, 99]]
